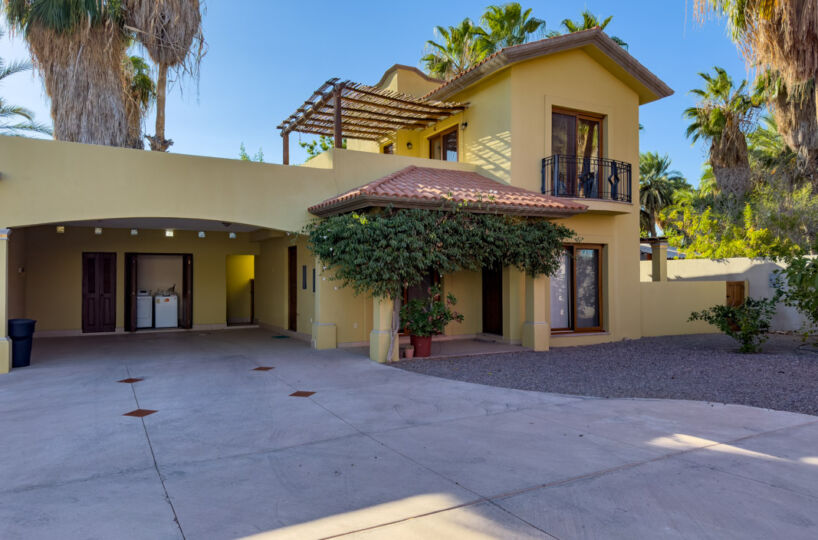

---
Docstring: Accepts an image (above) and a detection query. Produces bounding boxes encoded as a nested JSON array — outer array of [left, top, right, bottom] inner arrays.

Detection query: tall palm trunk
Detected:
[[649, 209, 658, 237], [148, 63, 171, 151]]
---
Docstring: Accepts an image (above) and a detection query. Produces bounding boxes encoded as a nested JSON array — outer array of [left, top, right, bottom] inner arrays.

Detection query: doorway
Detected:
[[288, 246, 297, 331], [226, 255, 255, 325], [482, 267, 503, 335], [82, 252, 117, 333], [124, 253, 193, 332]]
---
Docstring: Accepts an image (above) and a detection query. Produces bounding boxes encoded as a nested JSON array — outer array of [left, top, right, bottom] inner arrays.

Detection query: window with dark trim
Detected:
[[312, 268, 316, 292], [550, 244, 603, 333], [428, 126, 458, 161], [302, 265, 307, 290], [382, 143, 394, 154]]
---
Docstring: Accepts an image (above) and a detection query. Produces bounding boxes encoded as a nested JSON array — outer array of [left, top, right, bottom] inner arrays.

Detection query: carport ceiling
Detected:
[[61, 218, 262, 233]]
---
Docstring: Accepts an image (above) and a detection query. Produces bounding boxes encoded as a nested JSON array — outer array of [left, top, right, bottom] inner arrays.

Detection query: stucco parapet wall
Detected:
[[0, 137, 476, 232]]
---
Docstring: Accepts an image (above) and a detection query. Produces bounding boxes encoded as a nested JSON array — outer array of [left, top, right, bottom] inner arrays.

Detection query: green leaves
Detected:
[[774, 253, 818, 337], [306, 205, 574, 301], [689, 296, 778, 353], [400, 285, 464, 337]]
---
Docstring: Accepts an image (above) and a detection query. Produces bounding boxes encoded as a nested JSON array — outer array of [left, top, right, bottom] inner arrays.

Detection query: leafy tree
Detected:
[[299, 135, 346, 161], [123, 54, 156, 149], [480, 3, 545, 52], [421, 18, 489, 79], [684, 67, 757, 197], [123, 0, 205, 152], [639, 152, 687, 237], [0, 41, 50, 136], [774, 251, 818, 338], [238, 142, 264, 162], [547, 10, 627, 48], [307, 204, 574, 361]]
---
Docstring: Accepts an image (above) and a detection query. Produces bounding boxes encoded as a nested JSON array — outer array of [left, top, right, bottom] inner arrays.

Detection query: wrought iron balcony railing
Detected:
[[541, 155, 632, 203]]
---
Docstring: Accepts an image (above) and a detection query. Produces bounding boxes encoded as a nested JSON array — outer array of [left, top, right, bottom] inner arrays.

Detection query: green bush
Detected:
[[400, 285, 464, 338], [774, 254, 818, 338], [689, 296, 778, 353]]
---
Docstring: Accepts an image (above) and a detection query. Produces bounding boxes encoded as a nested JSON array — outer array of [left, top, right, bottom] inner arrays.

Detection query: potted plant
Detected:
[[400, 285, 464, 358]]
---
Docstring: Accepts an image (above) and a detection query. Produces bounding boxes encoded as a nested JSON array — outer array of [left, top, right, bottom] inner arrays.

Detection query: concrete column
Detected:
[[522, 273, 550, 351], [370, 296, 397, 363], [311, 258, 337, 350], [651, 241, 668, 282], [0, 228, 10, 373], [502, 266, 524, 344]]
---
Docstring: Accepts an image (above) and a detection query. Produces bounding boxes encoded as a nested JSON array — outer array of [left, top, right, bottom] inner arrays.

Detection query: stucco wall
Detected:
[[18, 225, 258, 333], [226, 254, 255, 324], [640, 258, 806, 331], [640, 280, 725, 337]]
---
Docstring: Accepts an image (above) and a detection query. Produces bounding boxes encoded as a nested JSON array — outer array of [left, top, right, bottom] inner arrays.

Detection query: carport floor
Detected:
[[0, 329, 816, 539]]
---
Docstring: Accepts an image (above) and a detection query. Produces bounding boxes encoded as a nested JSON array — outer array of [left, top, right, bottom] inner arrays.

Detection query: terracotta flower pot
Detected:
[[411, 335, 432, 357], [404, 347, 414, 359]]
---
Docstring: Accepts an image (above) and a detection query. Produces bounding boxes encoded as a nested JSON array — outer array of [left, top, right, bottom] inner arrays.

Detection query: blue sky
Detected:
[[0, 1, 748, 185]]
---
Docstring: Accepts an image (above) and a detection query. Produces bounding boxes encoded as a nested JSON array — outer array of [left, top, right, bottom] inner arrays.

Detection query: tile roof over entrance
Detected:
[[308, 166, 588, 217]]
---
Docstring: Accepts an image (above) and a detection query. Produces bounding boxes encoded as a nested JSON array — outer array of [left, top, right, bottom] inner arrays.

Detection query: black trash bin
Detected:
[[8, 319, 36, 368]]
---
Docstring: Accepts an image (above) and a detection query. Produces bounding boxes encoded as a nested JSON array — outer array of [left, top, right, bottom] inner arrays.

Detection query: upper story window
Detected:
[[382, 143, 394, 154], [552, 109, 602, 159], [429, 126, 458, 161]]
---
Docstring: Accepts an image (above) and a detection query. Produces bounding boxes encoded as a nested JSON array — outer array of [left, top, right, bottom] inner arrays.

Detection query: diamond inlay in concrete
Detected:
[[289, 391, 315, 398], [117, 378, 144, 384], [252, 366, 274, 371], [123, 409, 157, 418]]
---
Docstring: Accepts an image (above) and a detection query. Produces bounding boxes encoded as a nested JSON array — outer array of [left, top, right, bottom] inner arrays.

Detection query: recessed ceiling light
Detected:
[[130, 229, 138, 236], [198, 231, 206, 238], [56, 226, 65, 234], [165, 229, 174, 237], [94, 227, 103, 235], [228, 232, 236, 239]]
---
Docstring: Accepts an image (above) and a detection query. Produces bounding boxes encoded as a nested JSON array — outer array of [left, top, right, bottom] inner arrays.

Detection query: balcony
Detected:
[[541, 155, 632, 203]]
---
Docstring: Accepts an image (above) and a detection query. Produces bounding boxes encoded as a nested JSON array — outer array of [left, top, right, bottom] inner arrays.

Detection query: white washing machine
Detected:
[[136, 292, 153, 329], [154, 294, 178, 328]]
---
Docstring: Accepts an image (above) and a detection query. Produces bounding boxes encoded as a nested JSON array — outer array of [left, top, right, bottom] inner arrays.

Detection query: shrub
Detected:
[[774, 254, 818, 338], [689, 296, 778, 353], [400, 285, 464, 338]]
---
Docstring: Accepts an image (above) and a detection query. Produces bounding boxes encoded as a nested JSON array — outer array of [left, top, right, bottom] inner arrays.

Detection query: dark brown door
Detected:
[[181, 254, 193, 329], [288, 246, 297, 331], [482, 267, 503, 335], [726, 281, 745, 307], [82, 252, 117, 333], [124, 253, 138, 332]]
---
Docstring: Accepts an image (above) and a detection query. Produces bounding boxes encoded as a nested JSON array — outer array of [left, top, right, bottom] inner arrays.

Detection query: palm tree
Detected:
[[748, 113, 796, 172], [123, 55, 156, 149], [123, 0, 205, 152], [684, 67, 756, 196], [696, 0, 818, 175], [422, 19, 489, 79], [548, 10, 627, 48], [0, 47, 50, 136], [640, 152, 686, 237], [4, 0, 131, 146], [480, 3, 545, 52]]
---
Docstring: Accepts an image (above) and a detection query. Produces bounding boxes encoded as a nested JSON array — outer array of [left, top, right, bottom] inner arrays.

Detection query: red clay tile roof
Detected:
[[308, 166, 587, 217], [423, 28, 672, 104]]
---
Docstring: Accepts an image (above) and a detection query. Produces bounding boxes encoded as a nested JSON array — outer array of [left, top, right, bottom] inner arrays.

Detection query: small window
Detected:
[[312, 268, 316, 292], [382, 143, 394, 154], [302, 265, 307, 290], [550, 245, 603, 333], [428, 127, 458, 161]]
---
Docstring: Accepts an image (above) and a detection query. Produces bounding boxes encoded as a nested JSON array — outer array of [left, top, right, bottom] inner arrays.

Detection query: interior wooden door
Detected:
[[82, 252, 116, 333], [181, 254, 193, 329], [124, 253, 138, 332], [482, 267, 503, 335], [288, 246, 297, 331]]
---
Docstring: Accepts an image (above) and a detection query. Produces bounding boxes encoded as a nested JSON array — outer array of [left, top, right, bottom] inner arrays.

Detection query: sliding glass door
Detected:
[[549, 245, 603, 332]]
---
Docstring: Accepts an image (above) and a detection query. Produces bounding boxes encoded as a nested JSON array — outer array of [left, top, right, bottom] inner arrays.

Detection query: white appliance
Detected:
[[154, 294, 178, 328], [136, 292, 153, 329]]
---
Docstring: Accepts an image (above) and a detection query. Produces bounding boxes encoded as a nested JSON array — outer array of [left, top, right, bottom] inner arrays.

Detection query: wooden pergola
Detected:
[[277, 78, 467, 164]]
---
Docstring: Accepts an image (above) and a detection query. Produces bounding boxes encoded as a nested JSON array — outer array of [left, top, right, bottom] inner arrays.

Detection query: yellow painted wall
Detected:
[[442, 270, 482, 336], [20, 225, 258, 332], [226, 254, 255, 324], [254, 237, 289, 330], [7, 228, 26, 320], [640, 281, 726, 337]]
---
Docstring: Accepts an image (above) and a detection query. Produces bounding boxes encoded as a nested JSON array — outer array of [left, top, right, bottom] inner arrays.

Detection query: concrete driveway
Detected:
[[1, 329, 816, 539]]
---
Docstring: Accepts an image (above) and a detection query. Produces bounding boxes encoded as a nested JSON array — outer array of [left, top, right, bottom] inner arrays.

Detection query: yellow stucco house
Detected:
[[0, 29, 728, 373]]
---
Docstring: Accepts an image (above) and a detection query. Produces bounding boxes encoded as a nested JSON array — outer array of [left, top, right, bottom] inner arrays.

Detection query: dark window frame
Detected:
[[551, 244, 604, 334], [382, 142, 394, 154], [428, 125, 459, 162]]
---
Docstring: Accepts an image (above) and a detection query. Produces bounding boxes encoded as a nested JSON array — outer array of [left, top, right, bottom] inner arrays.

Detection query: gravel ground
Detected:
[[395, 334, 818, 416]]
